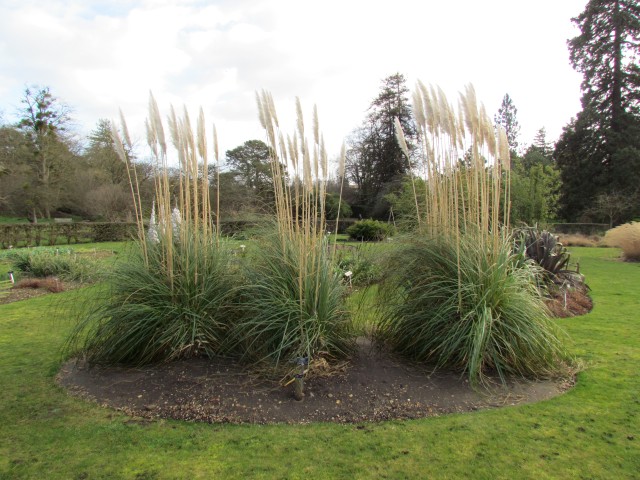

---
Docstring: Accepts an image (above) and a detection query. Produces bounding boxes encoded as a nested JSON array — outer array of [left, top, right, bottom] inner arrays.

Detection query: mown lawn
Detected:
[[0, 246, 638, 479]]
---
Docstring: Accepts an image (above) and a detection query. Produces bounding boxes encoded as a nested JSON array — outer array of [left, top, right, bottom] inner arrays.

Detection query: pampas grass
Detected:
[[377, 232, 569, 385], [235, 93, 354, 368], [68, 94, 238, 365], [394, 83, 511, 308], [381, 82, 569, 384], [605, 222, 640, 260]]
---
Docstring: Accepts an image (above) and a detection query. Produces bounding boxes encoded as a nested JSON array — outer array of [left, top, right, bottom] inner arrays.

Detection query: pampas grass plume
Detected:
[[110, 121, 127, 163], [394, 117, 411, 160]]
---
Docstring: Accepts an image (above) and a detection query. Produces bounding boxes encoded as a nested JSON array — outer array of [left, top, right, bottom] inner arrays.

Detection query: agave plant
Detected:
[[515, 226, 572, 285]]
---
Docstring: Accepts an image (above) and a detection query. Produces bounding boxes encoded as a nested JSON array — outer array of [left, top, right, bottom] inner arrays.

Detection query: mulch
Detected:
[[57, 336, 577, 425], [545, 284, 593, 318], [0, 278, 79, 305]]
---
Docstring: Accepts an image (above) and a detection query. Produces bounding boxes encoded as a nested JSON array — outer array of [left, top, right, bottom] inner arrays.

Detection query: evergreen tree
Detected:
[[569, 0, 640, 127], [557, 0, 640, 222], [85, 119, 129, 184], [346, 73, 416, 217], [225, 140, 272, 191], [494, 93, 521, 153], [531, 127, 553, 158]]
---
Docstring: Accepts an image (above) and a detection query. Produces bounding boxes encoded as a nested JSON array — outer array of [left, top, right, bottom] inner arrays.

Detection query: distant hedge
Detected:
[[0, 218, 362, 248], [0, 223, 138, 248]]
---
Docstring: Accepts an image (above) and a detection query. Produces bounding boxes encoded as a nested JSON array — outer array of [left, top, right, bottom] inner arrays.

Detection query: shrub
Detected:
[[0, 222, 138, 248], [236, 232, 354, 367], [346, 219, 395, 241], [66, 228, 241, 365], [89, 223, 137, 242], [377, 232, 569, 386], [335, 245, 382, 287], [605, 222, 640, 261], [14, 277, 65, 293]]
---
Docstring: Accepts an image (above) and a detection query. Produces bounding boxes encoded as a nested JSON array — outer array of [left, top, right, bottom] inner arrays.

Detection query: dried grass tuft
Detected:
[[558, 233, 601, 248], [604, 222, 640, 260], [14, 277, 65, 293]]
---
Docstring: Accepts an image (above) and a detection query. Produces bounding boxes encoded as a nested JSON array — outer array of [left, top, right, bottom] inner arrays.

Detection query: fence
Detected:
[[547, 223, 609, 236]]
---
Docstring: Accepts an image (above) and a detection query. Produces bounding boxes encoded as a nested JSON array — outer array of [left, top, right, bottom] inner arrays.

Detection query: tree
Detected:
[[557, 0, 640, 222], [531, 128, 553, 158], [587, 192, 635, 227], [0, 125, 31, 211], [225, 139, 275, 209], [509, 160, 561, 226], [569, 0, 640, 128], [16, 86, 76, 221], [555, 111, 609, 220], [325, 192, 352, 220], [494, 94, 521, 153], [345, 73, 416, 217], [85, 119, 128, 185]]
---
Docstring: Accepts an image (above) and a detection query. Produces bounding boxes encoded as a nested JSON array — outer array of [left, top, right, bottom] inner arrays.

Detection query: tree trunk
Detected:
[[611, 0, 623, 133]]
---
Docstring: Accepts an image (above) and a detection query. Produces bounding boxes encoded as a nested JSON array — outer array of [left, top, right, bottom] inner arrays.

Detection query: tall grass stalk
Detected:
[[70, 94, 236, 365], [112, 93, 219, 288], [239, 92, 354, 367], [397, 83, 511, 238], [395, 83, 511, 302], [331, 143, 347, 253], [384, 83, 570, 384]]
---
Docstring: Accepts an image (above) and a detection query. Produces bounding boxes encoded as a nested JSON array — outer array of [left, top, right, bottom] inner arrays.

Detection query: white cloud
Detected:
[[0, 0, 587, 160]]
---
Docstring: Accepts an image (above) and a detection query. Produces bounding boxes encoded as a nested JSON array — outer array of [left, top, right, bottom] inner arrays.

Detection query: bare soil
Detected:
[[52, 285, 591, 425], [58, 337, 576, 425]]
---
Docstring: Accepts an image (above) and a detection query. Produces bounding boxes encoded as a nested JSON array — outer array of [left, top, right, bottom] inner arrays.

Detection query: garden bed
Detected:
[[0, 278, 80, 305], [58, 338, 575, 425]]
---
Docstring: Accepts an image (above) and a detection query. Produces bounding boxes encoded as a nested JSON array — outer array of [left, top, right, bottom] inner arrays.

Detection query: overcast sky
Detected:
[[0, 0, 587, 162]]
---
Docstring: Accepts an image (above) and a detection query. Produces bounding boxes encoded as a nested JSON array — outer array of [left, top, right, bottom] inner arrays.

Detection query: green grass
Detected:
[[0, 242, 127, 284], [0, 246, 638, 479]]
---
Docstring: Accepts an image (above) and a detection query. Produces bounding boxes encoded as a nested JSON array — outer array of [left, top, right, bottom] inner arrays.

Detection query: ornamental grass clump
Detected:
[[235, 93, 354, 367], [67, 226, 239, 365], [604, 222, 640, 261], [67, 94, 238, 365], [378, 232, 568, 385], [237, 229, 353, 366], [380, 83, 570, 385], [7, 247, 100, 283]]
